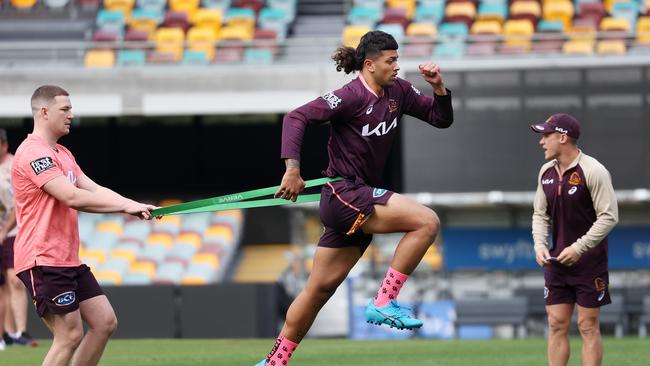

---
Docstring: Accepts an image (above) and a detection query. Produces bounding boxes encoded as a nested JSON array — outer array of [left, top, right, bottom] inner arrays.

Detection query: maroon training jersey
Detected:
[[532, 151, 618, 275], [281, 75, 453, 187]]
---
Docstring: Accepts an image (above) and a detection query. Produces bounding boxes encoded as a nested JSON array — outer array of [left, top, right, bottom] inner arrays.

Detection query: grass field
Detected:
[[2, 337, 648, 365]]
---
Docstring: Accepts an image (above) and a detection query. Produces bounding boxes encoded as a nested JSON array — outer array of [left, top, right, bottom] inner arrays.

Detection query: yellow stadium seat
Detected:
[[205, 225, 233, 241], [104, 0, 134, 19], [503, 19, 535, 48], [169, 0, 200, 21], [387, 0, 416, 19], [569, 22, 597, 42], [129, 261, 156, 277], [638, 17, 650, 43], [84, 49, 115, 69], [111, 248, 138, 263], [596, 40, 626, 54], [193, 8, 223, 37], [176, 232, 202, 248], [11, 0, 38, 8], [406, 22, 437, 37], [217, 209, 242, 220], [600, 17, 630, 32], [219, 24, 253, 41], [192, 253, 219, 269], [445, 2, 477, 19], [129, 17, 158, 35], [543, 1, 574, 30], [96, 221, 123, 235], [95, 270, 123, 285], [181, 276, 208, 285], [562, 40, 594, 55], [154, 27, 185, 62], [147, 232, 174, 248], [342, 25, 372, 48], [510, 1, 542, 18], [187, 26, 217, 60], [82, 249, 108, 264], [470, 19, 503, 35]]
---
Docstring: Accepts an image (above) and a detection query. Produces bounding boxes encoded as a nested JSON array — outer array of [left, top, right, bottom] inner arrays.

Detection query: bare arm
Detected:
[[0, 207, 16, 242], [43, 175, 155, 219]]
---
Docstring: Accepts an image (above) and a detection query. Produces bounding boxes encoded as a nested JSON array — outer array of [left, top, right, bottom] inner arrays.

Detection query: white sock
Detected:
[[10, 332, 21, 338]]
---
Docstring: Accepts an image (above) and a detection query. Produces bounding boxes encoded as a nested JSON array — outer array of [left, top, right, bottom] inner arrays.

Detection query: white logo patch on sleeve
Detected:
[[411, 85, 421, 95], [322, 92, 342, 109], [30, 157, 56, 175]]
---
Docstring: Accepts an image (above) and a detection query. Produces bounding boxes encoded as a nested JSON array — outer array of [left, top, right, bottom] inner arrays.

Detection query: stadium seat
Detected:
[[153, 214, 182, 235], [433, 41, 465, 58], [124, 30, 150, 49], [138, 243, 168, 264], [537, 19, 564, 33], [193, 8, 223, 37], [258, 7, 290, 39], [219, 24, 254, 41], [181, 50, 211, 64], [243, 48, 274, 63], [44, 0, 71, 9], [569, 18, 597, 42], [81, 248, 108, 265], [154, 262, 185, 284], [187, 26, 217, 60], [86, 231, 119, 251], [470, 19, 502, 37], [543, 1, 574, 30], [10, 0, 37, 9], [253, 28, 279, 55], [163, 11, 191, 32], [170, 0, 201, 20], [129, 261, 157, 278], [438, 22, 469, 41], [354, 0, 384, 12], [347, 6, 383, 27], [225, 7, 256, 28], [104, 0, 135, 16], [213, 45, 245, 63], [341, 25, 372, 48], [122, 272, 153, 285], [562, 39, 595, 54], [503, 19, 534, 48], [382, 7, 409, 29], [168, 243, 198, 264], [532, 39, 563, 53], [465, 42, 497, 56], [129, 15, 159, 35], [201, 0, 231, 11], [638, 17, 650, 43], [97, 221, 123, 235], [377, 23, 406, 45], [111, 244, 140, 263], [454, 298, 528, 339], [95, 270, 123, 285], [137, 0, 166, 12], [192, 253, 220, 269], [596, 39, 626, 54], [96, 10, 126, 35], [415, 3, 445, 24], [176, 232, 202, 248], [509, 0, 541, 23], [477, 2, 508, 23], [147, 232, 174, 249], [205, 224, 234, 242], [578, 2, 605, 24], [180, 275, 208, 285], [444, 2, 477, 26], [122, 221, 152, 241], [181, 212, 212, 232]]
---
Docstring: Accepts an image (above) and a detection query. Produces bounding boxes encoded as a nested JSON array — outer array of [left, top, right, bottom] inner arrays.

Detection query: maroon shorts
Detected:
[[17, 265, 104, 317], [318, 179, 393, 252], [544, 269, 611, 308], [2, 236, 15, 269]]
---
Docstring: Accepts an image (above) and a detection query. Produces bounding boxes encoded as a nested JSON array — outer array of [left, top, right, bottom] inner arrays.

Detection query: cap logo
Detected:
[[554, 127, 568, 134]]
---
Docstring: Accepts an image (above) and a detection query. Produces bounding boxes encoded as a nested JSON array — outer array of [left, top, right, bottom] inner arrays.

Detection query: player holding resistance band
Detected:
[[255, 31, 455, 366]]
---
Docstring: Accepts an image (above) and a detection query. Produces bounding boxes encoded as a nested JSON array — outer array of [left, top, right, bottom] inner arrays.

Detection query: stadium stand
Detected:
[[77, 208, 242, 286]]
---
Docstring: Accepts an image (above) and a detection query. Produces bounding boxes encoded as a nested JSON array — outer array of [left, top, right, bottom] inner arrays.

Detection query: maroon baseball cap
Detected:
[[530, 113, 581, 139]]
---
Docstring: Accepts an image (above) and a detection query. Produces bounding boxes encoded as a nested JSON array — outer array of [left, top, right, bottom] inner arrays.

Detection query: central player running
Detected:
[[255, 31, 454, 366]]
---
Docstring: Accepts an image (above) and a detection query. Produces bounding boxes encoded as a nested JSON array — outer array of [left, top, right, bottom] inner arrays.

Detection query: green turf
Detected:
[[2, 337, 648, 365]]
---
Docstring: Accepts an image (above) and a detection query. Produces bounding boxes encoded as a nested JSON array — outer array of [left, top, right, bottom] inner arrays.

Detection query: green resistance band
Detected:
[[151, 177, 342, 216]]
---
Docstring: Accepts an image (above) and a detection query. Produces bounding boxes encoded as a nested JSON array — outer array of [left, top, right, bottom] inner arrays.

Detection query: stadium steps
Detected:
[[234, 244, 290, 283], [297, 0, 345, 16]]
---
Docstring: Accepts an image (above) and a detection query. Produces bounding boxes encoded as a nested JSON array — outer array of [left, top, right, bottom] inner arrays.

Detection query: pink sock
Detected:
[[373, 266, 408, 307], [265, 335, 299, 366]]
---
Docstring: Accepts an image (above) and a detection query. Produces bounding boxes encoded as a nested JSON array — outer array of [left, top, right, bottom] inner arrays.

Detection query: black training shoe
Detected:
[[13, 332, 38, 347]]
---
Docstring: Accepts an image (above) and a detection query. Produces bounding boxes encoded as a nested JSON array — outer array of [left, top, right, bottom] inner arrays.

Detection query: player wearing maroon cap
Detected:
[[531, 113, 618, 366], [254, 31, 454, 366]]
